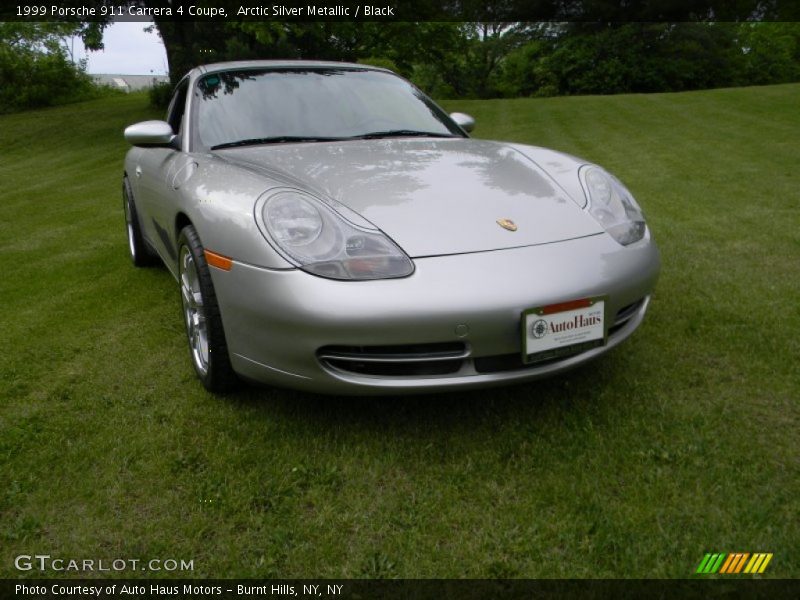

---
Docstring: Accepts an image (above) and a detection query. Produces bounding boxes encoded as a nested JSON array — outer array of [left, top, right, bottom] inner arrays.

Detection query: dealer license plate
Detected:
[[522, 297, 606, 364]]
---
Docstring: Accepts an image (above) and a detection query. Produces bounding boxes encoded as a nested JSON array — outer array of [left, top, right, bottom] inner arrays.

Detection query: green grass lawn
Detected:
[[1, 86, 798, 579]]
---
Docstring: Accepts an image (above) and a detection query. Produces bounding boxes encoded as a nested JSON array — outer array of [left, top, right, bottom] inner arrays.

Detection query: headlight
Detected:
[[580, 166, 646, 245], [259, 190, 414, 280], [264, 194, 322, 247]]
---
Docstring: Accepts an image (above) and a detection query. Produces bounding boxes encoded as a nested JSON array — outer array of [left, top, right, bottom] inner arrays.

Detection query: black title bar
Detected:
[[3, 0, 800, 22], [5, 579, 800, 600]]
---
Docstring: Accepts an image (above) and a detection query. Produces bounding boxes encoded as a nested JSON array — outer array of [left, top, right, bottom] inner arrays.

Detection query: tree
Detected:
[[0, 22, 102, 112], [738, 22, 800, 85], [542, 23, 742, 95]]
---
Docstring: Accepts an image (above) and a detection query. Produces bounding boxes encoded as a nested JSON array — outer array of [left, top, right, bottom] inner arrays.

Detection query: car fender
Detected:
[[169, 156, 295, 273]]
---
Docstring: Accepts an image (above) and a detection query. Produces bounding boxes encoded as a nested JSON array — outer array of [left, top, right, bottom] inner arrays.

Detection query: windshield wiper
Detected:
[[211, 130, 460, 150], [349, 129, 460, 140], [211, 136, 345, 150]]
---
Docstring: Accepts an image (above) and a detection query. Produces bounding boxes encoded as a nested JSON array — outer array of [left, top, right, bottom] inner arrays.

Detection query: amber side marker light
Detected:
[[204, 249, 233, 271]]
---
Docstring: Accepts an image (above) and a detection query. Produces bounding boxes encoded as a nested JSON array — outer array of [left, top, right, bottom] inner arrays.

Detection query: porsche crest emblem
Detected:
[[496, 218, 518, 232]]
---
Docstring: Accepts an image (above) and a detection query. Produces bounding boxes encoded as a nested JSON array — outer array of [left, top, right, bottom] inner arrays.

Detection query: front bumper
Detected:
[[210, 231, 660, 394]]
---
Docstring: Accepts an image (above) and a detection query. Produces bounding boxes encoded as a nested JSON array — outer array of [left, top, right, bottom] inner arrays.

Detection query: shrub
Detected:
[[149, 81, 174, 109], [0, 47, 97, 114]]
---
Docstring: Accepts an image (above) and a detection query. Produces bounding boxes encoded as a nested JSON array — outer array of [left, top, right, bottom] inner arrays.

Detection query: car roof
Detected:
[[193, 60, 390, 77]]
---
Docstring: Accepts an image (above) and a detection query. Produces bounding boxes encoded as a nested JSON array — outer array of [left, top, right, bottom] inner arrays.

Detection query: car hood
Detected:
[[216, 138, 603, 257]]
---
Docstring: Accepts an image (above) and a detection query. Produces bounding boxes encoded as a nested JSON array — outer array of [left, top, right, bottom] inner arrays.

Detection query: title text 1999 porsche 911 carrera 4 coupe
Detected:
[[122, 60, 660, 394]]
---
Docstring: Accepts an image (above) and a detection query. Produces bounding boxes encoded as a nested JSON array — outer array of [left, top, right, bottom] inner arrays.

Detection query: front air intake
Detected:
[[318, 342, 468, 376]]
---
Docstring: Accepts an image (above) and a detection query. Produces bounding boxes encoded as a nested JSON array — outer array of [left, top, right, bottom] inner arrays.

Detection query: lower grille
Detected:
[[475, 353, 541, 373], [320, 297, 647, 378], [475, 340, 603, 374], [607, 298, 646, 336], [318, 342, 467, 377]]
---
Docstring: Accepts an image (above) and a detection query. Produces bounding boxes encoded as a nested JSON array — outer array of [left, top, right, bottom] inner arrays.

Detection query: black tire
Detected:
[[123, 177, 158, 267], [177, 224, 238, 392]]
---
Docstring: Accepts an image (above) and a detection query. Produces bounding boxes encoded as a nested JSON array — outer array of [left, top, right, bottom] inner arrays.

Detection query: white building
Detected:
[[93, 74, 170, 92]]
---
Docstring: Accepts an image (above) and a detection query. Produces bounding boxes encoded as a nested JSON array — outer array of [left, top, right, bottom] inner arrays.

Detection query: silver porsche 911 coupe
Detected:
[[122, 60, 660, 394]]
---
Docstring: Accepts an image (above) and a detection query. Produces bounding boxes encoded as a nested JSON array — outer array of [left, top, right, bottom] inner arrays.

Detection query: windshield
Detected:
[[194, 68, 464, 149]]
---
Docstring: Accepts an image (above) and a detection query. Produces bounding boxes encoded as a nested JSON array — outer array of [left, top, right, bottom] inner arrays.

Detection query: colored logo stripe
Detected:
[[719, 554, 735, 573], [696, 553, 726, 574], [744, 553, 773, 574], [720, 553, 750, 573], [696, 552, 773, 574]]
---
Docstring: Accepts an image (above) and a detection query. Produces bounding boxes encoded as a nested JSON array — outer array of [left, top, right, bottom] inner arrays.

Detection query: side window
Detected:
[[166, 79, 189, 136]]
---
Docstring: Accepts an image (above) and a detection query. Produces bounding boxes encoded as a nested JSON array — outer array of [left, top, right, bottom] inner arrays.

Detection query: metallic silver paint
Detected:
[[209, 232, 658, 394], [124, 120, 175, 147], [123, 60, 661, 394], [218, 139, 605, 257], [449, 112, 476, 132]]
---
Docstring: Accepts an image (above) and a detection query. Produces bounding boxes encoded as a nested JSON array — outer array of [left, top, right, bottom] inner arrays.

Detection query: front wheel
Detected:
[[123, 177, 158, 267], [178, 225, 238, 392]]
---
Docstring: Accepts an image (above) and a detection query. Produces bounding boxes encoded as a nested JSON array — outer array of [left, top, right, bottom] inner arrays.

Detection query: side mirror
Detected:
[[124, 120, 176, 147], [450, 112, 475, 133]]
